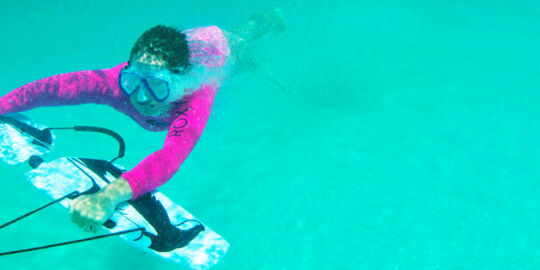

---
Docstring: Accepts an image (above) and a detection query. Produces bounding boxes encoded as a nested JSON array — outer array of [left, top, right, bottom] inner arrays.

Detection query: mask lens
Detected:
[[146, 77, 169, 101], [120, 73, 142, 95]]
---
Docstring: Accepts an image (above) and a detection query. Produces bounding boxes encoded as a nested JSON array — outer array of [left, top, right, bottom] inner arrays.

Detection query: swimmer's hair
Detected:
[[129, 25, 190, 73]]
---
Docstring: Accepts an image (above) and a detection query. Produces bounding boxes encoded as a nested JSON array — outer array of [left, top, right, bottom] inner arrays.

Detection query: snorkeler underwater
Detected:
[[0, 7, 286, 270]]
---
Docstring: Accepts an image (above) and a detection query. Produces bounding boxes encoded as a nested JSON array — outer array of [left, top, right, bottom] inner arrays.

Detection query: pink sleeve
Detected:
[[0, 63, 126, 114], [121, 84, 217, 199], [187, 26, 230, 68]]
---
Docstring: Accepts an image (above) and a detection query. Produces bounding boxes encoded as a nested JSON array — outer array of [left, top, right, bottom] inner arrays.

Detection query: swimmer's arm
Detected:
[[121, 86, 217, 198], [0, 63, 126, 115], [102, 177, 134, 203]]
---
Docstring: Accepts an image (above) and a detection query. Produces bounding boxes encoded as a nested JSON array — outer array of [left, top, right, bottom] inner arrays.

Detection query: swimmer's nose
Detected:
[[135, 86, 150, 103]]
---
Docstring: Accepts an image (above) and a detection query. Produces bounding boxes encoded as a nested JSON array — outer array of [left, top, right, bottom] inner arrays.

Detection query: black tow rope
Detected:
[[0, 227, 145, 256], [0, 190, 145, 256], [0, 191, 80, 229]]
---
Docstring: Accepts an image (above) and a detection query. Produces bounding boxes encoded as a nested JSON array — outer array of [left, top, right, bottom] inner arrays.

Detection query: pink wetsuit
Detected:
[[0, 26, 230, 199]]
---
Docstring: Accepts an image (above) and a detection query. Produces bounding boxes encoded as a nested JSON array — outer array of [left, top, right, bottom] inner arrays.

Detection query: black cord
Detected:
[[46, 126, 125, 163], [0, 191, 80, 229], [0, 227, 145, 256]]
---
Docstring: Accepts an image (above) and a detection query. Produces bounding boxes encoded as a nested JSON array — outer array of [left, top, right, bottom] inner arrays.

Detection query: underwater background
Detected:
[[1, 0, 540, 269]]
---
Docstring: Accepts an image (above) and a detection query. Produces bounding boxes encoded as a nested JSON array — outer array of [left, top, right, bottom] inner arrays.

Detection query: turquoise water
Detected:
[[1, 1, 540, 269]]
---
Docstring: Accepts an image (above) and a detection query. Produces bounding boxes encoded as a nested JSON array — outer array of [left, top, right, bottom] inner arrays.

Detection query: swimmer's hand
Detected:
[[69, 177, 133, 233]]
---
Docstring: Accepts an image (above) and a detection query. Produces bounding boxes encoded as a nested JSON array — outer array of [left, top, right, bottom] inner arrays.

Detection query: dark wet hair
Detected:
[[129, 25, 190, 73]]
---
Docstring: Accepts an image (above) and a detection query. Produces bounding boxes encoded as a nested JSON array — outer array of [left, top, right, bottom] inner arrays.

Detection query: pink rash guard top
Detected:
[[0, 26, 231, 199]]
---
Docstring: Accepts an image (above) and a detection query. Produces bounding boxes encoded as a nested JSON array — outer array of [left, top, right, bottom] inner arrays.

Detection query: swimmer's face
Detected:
[[127, 53, 174, 117]]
